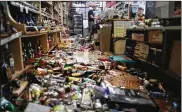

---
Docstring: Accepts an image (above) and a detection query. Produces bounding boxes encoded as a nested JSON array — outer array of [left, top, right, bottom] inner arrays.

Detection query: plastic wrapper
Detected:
[[80, 88, 93, 109]]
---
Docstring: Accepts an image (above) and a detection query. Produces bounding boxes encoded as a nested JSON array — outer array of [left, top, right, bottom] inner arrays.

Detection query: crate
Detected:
[[132, 33, 144, 41], [148, 31, 163, 44]]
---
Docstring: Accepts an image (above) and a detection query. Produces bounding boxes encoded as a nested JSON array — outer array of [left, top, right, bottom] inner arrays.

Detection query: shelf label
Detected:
[[113, 21, 132, 38]]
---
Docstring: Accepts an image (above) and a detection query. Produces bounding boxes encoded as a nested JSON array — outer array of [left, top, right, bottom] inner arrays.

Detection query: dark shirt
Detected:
[[88, 10, 94, 22]]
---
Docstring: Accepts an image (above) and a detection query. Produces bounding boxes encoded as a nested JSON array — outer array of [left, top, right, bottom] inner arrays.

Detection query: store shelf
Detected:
[[0, 32, 22, 46], [13, 80, 29, 96], [11, 65, 33, 81], [48, 30, 57, 34], [0, 33, 9, 37], [131, 56, 160, 68], [127, 26, 181, 31], [165, 70, 181, 82], [113, 19, 132, 21], [19, 1, 39, 10], [21, 32, 47, 38], [10, 1, 40, 14]]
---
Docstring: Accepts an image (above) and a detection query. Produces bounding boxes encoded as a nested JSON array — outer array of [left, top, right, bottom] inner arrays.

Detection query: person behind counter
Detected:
[[88, 5, 98, 41]]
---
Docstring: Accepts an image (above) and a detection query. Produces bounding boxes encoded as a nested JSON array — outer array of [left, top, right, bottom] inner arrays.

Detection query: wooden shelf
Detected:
[[19, 1, 39, 10], [131, 56, 160, 68], [127, 26, 181, 31], [126, 38, 162, 45], [13, 80, 29, 96], [113, 19, 132, 21], [48, 44, 57, 53], [0, 32, 22, 46], [21, 32, 47, 38], [0, 33, 9, 37], [48, 30, 59, 34], [11, 65, 33, 81], [165, 70, 181, 82]]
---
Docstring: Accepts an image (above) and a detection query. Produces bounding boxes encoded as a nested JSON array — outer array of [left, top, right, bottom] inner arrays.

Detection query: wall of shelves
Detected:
[[125, 26, 181, 93], [0, 1, 66, 99]]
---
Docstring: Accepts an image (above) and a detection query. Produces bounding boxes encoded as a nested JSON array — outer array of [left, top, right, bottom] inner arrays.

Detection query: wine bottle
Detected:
[[9, 53, 15, 74], [48, 35, 53, 48], [37, 40, 43, 57], [22, 42, 26, 62], [30, 42, 35, 58]]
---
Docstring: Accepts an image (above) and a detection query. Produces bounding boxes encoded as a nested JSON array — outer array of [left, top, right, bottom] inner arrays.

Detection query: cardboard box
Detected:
[[148, 31, 163, 43], [99, 25, 112, 52], [132, 33, 144, 41]]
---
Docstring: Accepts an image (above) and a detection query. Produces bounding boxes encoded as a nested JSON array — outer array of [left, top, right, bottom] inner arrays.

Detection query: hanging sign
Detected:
[[114, 27, 125, 38]]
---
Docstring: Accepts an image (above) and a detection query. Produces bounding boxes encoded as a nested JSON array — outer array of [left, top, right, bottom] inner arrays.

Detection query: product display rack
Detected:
[[73, 14, 83, 36], [125, 26, 181, 94], [0, 1, 64, 100]]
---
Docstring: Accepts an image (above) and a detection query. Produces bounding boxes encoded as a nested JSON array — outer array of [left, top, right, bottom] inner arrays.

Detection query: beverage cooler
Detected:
[[73, 14, 83, 36]]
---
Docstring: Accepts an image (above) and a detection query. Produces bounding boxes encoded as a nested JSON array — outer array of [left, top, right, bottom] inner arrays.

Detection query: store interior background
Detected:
[[68, 1, 180, 36], [0, 1, 181, 112]]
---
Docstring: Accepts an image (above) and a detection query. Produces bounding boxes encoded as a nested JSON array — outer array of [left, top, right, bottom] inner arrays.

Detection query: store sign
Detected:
[[113, 21, 132, 38], [114, 27, 125, 37], [87, 2, 102, 7], [106, 1, 116, 8]]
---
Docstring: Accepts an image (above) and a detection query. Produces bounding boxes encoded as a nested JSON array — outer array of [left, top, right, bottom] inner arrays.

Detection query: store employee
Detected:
[[88, 5, 97, 40]]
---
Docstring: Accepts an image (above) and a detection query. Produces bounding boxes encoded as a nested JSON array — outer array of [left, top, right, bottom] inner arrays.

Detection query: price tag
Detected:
[[20, 4, 24, 12], [25, 7, 29, 14]]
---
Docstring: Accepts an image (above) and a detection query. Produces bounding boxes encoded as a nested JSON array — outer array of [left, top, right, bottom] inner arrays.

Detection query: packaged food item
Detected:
[[71, 73, 82, 77]]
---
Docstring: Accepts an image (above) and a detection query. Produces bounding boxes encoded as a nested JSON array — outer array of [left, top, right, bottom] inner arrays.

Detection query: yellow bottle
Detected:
[[68, 77, 80, 82], [71, 73, 81, 77]]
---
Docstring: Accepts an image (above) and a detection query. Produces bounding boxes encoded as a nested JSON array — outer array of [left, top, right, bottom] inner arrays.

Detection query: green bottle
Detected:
[[0, 97, 16, 111]]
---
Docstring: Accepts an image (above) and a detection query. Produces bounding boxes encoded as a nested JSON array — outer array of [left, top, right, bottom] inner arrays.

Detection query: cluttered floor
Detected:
[[3, 35, 179, 112]]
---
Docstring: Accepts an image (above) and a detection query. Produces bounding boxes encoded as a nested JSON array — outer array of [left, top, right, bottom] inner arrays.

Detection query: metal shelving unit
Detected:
[[73, 14, 83, 36]]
